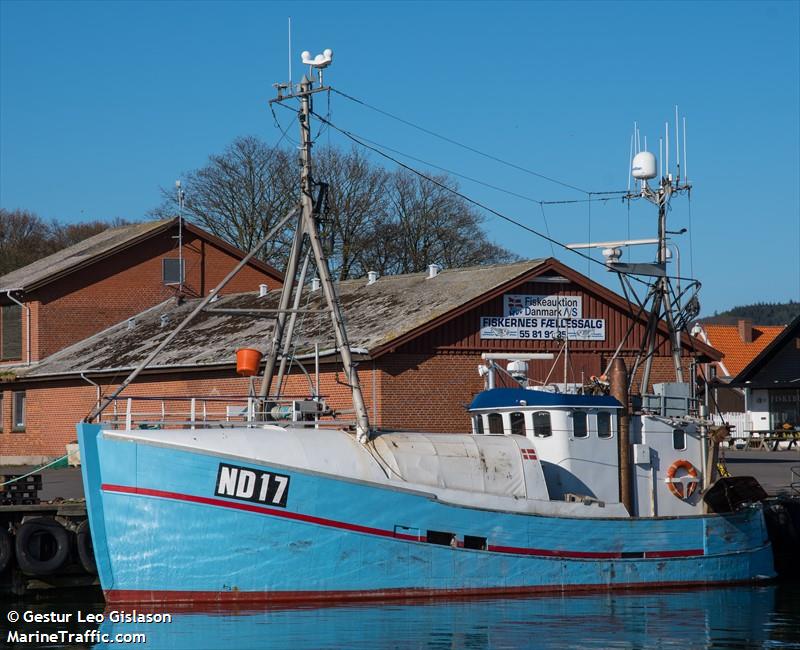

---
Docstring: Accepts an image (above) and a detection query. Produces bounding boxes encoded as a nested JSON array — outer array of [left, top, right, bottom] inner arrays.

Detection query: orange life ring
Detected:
[[665, 459, 700, 499]]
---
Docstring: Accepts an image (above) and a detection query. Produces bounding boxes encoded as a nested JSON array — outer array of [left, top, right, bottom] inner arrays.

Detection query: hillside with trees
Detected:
[[701, 301, 800, 326]]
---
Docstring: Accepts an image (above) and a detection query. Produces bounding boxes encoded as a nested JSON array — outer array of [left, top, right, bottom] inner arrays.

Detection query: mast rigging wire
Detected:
[[331, 88, 592, 195], [310, 109, 654, 286]]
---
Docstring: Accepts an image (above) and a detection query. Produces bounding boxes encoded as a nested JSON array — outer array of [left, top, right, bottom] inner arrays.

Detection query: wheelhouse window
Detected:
[[673, 428, 686, 451], [12, 391, 25, 432], [510, 412, 526, 436], [572, 411, 588, 438], [532, 411, 552, 438], [597, 412, 612, 439], [472, 415, 484, 435], [487, 413, 503, 435], [1, 304, 22, 361]]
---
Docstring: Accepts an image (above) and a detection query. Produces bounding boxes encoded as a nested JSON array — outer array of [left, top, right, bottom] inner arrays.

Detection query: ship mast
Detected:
[[567, 111, 699, 395], [264, 50, 372, 442]]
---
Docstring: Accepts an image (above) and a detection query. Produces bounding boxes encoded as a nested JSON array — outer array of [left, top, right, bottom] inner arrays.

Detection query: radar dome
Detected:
[[632, 151, 657, 180]]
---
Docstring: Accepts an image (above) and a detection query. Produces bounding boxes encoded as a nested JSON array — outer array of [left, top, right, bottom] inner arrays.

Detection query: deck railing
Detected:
[[95, 395, 351, 430]]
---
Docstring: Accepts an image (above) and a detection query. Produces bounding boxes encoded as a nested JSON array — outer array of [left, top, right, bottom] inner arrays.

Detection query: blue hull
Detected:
[[77, 424, 775, 603]]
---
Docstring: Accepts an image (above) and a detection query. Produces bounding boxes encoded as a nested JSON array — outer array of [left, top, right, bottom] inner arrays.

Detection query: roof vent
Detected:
[[259, 283, 269, 297], [160, 314, 170, 328], [311, 278, 321, 291], [127, 317, 136, 330], [367, 271, 379, 285], [209, 289, 219, 303], [428, 263, 441, 279]]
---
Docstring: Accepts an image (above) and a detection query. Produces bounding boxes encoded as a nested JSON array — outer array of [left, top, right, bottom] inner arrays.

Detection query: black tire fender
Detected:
[[14, 517, 70, 575], [75, 519, 97, 575], [0, 527, 12, 573]]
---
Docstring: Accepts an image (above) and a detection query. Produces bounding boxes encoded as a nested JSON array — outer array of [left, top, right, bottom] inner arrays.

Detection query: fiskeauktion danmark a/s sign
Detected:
[[480, 294, 606, 341]]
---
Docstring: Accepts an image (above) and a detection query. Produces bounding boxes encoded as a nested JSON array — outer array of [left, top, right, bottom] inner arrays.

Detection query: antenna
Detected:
[[665, 121, 670, 180], [288, 17, 292, 87], [683, 116, 688, 184], [659, 138, 663, 179], [675, 105, 680, 182], [627, 133, 634, 192]]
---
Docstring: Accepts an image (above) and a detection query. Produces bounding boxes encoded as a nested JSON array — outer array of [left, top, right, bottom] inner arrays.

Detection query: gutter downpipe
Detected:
[[80, 373, 102, 421], [4, 290, 31, 366]]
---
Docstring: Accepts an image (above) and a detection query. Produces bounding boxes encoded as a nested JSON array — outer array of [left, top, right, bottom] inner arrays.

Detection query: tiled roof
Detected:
[[17, 259, 549, 377], [702, 324, 784, 377]]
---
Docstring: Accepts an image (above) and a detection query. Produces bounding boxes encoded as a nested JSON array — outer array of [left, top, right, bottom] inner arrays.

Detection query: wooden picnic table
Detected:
[[745, 430, 800, 451]]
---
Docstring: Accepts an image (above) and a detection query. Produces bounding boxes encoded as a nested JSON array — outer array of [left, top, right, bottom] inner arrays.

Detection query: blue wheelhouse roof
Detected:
[[469, 388, 623, 411]]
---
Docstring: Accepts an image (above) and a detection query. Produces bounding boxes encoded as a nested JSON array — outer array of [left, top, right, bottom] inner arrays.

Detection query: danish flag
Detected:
[[520, 448, 538, 461]]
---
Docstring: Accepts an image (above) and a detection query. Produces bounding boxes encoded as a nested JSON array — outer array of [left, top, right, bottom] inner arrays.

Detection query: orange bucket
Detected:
[[236, 348, 263, 377]]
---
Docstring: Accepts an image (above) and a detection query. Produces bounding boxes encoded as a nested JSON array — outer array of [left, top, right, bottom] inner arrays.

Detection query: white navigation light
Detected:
[[632, 151, 657, 180], [301, 49, 333, 69]]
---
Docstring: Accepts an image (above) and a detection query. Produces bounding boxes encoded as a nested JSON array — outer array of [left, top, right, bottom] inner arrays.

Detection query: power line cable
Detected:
[[311, 109, 651, 283], [331, 87, 594, 195], [274, 99, 623, 209]]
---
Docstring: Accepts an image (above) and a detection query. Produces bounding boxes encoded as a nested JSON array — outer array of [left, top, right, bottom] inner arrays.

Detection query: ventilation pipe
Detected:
[[609, 357, 633, 515], [428, 264, 441, 279], [311, 278, 321, 291], [259, 283, 269, 297], [367, 271, 379, 285]]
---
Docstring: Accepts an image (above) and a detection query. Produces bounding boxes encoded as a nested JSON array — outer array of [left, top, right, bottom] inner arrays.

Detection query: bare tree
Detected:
[[152, 136, 297, 266], [151, 137, 517, 279], [380, 170, 518, 275], [0, 209, 51, 276], [314, 146, 390, 280]]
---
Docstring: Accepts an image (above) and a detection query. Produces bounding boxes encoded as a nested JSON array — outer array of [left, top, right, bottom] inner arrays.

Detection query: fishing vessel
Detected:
[[77, 49, 775, 603]]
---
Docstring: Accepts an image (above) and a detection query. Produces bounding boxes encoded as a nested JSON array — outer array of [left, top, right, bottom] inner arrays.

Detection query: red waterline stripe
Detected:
[[105, 577, 762, 606], [101, 483, 703, 560]]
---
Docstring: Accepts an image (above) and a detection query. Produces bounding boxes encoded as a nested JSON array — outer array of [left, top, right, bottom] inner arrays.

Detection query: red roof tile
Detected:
[[702, 324, 784, 377]]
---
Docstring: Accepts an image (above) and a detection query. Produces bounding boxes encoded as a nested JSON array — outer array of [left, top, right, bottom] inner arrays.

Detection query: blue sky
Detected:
[[1, 1, 798, 315]]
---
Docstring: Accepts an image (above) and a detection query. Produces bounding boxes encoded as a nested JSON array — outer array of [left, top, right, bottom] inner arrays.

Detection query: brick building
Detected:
[[0, 218, 283, 367], [0, 257, 720, 463], [0, 218, 283, 460]]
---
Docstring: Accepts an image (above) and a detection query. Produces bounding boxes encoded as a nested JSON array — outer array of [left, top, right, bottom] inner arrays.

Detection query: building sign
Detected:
[[480, 294, 606, 341]]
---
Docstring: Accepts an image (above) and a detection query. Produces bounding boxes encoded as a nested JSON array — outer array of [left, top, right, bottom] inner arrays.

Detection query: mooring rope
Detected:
[[0, 453, 70, 487]]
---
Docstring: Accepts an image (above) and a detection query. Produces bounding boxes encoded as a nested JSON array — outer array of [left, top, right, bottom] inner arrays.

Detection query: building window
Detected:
[[510, 412, 526, 436], [472, 415, 484, 435], [769, 389, 800, 431], [532, 411, 552, 438], [487, 413, 503, 435], [162, 258, 185, 285], [597, 412, 612, 439], [572, 411, 588, 438], [12, 391, 25, 432], [673, 428, 686, 451], [1, 304, 22, 361]]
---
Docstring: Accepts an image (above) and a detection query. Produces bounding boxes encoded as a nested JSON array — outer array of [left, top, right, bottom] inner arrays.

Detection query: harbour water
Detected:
[[3, 583, 800, 649]]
